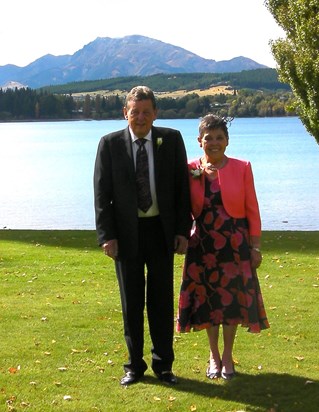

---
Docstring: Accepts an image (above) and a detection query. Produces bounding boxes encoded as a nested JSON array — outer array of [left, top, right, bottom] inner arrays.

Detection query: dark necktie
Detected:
[[135, 138, 152, 212]]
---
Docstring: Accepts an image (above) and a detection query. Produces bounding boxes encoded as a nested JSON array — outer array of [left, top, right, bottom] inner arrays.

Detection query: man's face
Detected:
[[123, 99, 157, 138]]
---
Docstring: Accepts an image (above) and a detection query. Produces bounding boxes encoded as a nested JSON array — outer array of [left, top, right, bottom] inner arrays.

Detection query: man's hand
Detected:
[[102, 239, 118, 260], [174, 235, 188, 255]]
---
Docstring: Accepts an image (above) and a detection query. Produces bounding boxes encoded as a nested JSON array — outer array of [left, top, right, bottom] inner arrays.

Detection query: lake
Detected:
[[0, 117, 318, 231]]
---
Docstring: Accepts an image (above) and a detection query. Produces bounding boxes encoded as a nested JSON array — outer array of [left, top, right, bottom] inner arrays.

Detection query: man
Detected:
[[94, 86, 192, 386]]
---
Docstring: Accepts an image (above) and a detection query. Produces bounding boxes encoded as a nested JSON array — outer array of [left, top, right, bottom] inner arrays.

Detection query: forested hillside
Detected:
[[0, 69, 295, 121], [41, 69, 290, 94]]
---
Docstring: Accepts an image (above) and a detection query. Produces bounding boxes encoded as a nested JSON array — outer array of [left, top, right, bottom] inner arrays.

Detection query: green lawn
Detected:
[[1, 230, 318, 412]]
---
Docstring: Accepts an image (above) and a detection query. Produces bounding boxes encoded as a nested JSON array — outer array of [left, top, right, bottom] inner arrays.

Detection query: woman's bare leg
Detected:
[[221, 324, 237, 374], [206, 325, 221, 372]]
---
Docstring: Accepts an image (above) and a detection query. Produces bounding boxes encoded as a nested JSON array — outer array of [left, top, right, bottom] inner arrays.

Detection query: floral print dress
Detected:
[[177, 176, 269, 333]]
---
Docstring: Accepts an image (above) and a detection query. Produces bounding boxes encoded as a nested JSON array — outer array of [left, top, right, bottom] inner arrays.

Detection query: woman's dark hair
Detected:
[[198, 114, 231, 139]]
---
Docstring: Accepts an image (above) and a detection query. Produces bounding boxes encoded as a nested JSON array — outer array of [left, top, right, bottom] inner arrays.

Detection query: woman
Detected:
[[177, 114, 269, 380]]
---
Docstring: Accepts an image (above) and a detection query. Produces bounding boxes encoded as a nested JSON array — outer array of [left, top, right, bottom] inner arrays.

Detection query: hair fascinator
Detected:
[[222, 116, 234, 127]]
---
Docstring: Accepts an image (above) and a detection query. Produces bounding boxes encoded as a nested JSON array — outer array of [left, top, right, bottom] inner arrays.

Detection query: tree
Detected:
[[265, 0, 319, 143], [83, 94, 91, 118]]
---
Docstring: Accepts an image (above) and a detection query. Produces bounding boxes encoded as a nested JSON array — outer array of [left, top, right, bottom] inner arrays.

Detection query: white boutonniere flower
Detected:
[[157, 137, 163, 148], [190, 167, 204, 178]]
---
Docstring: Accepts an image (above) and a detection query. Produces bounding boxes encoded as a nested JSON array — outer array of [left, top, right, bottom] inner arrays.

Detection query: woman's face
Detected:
[[198, 127, 229, 162]]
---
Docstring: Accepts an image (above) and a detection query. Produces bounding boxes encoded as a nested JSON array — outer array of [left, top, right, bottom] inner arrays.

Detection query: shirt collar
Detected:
[[129, 128, 152, 143]]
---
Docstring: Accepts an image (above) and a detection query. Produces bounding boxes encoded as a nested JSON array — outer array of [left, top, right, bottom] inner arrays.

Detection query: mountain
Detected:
[[1, 80, 27, 91], [0, 35, 268, 89]]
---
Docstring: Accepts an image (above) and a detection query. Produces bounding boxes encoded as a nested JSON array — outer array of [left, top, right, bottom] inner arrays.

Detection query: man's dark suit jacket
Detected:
[[94, 125, 192, 258]]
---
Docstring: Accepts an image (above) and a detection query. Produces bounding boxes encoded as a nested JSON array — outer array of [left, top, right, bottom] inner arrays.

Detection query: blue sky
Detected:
[[1, 0, 285, 67]]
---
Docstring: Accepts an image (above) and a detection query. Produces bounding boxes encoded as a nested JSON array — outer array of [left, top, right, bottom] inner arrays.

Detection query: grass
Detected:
[[0, 230, 318, 412]]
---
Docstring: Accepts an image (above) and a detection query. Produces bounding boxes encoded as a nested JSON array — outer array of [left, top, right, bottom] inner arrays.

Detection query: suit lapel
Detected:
[[151, 127, 161, 180], [122, 127, 135, 180]]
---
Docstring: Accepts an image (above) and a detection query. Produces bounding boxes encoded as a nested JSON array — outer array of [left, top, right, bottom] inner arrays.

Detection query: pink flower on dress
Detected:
[[187, 262, 203, 283], [238, 291, 253, 308], [220, 262, 238, 279], [210, 309, 224, 324], [216, 287, 233, 306], [209, 231, 226, 250], [213, 214, 225, 231], [194, 285, 207, 308], [204, 211, 213, 225], [202, 253, 216, 269], [240, 260, 253, 285], [209, 270, 219, 283], [216, 205, 231, 222], [179, 290, 191, 309], [230, 231, 243, 251]]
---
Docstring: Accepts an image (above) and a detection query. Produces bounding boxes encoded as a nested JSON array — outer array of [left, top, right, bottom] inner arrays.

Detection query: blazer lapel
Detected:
[[188, 159, 205, 218]]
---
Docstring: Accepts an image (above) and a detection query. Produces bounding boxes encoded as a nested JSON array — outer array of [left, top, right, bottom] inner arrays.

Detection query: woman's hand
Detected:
[[250, 248, 262, 269]]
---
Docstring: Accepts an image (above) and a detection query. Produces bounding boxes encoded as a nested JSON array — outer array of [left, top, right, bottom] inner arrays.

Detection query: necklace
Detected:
[[202, 157, 227, 172], [206, 163, 218, 172]]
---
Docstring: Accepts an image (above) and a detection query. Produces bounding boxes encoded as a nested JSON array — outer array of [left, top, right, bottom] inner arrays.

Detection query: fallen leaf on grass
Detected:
[[190, 405, 197, 411], [63, 395, 72, 401], [294, 356, 304, 361], [71, 348, 88, 354], [58, 367, 68, 372], [20, 401, 30, 407], [305, 380, 314, 385], [8, 365, 20, 374], [153, 396, 161, 401], [168, 396, 176, 401]]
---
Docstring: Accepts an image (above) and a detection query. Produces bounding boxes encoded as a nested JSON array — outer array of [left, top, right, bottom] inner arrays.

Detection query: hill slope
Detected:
[[0, 35, 267, 89]]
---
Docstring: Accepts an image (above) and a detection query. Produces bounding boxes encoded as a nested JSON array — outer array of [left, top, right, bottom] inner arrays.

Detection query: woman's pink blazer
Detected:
[[188, 157, 261, 236]]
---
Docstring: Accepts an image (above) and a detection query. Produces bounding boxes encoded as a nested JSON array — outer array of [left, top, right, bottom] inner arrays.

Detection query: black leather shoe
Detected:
[[120, 371, 143, 386], [156, 371, 178, 385]]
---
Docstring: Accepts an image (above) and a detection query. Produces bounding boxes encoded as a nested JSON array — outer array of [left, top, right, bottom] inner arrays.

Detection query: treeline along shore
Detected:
[[0, 69, 296, 121]]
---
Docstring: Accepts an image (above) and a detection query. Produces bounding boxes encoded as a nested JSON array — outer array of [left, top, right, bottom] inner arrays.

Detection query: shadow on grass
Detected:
[[141, 372, 318, 412], [0, 229, 98, 250], [1, 230, 319, 254]]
